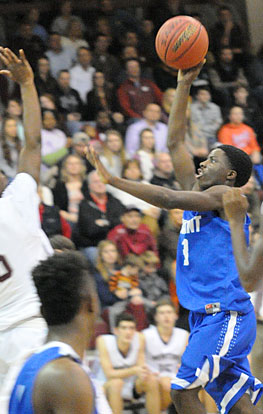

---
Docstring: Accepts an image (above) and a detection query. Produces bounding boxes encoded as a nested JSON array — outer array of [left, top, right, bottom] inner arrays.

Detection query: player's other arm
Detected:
[[0, 48, 41, 183], [33, 359, 94, 414], [167, 63, 204, 190], [223, 189, 263, 292]]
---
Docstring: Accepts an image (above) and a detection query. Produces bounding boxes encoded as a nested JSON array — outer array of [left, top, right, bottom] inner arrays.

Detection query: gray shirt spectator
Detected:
[[46, 33, 75, 78], [70, 47, 95, 103]]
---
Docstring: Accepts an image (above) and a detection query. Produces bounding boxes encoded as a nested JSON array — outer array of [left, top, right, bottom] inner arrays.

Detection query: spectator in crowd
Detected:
[[218, 106, 261, 164], [100, 129, 126, 178], [92, 34, 120, 85], [139, 251, 168, 303], [27, 7, 48, 44], [39, 93, 57, 111], [94, 240, 123, 310], [96, 312, 159, 414], [52, 154, 89, 224], [107, 205, 159, 259], [134, 128, 156, 182], [93, 110, 126, 142], [208, 46, 248, 107], [51, 0, 84, 36], [74, 170, 125, 263], [38, 185, 72, 239], [161, 88, 176, 123], [85, 71, 118, 121], [34, 56, 59, 97], [142, 299, 189, 413], [45, 32, 75, 78], [61, 17, 89, 51], [117, 58, 162, 119], [55, 69, 84, 135], [5, 98, 24, 142], [140, 19, 157, 67], [125, 103, 168, 157], [210, 6, 247, 62], [116, 45, 152, 87], [70, 46, 95, 103], [108, 253, 140, 295], [153, 62, 178, 92], [190, 86, 223, 150], [41, 109, 68, 175], [0, 116, 21, 179], [150, 152, 179, 190]]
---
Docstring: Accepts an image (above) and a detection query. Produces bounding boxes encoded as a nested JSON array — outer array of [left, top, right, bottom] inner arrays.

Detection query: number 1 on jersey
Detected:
[[182, 239, 189, 266]]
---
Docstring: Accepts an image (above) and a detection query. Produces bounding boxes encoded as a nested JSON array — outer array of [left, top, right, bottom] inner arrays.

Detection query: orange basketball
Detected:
[[155, 16, 209, 70]]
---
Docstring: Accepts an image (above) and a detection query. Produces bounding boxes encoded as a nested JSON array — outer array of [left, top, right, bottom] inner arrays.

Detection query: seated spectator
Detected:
[[93, 110, 126, 142], [73, 170, 125, 263], [53, 154, 89, 224], [5, 98, 24, 142], [108, 254, 140, 294], [0, 116, 21, 179], [218, 106, 261, 164], [69, 131, 94, 174], [70, 46, 95, 103], [161, 88, 176, 123], [117, 58, 162, 119], [150, 152, 179, 190], [34, 56, 59, 97], [61, 17, 89, 51], [190, 86, 223, 150], [45, 32, 75, 78], [95, 313, 157, 413], [28, 7, 48, 44], [208, 47, 248, 107], [134, 128, 155, 182], [142, 299, 189, 413], [41, 110, 68, 175], [140, 19, 157, 67], [94, 240, 123, 310], [39, 93, 57, 111], [139, 251, 168, 304], [92, 34, 120, 85], [153, 62, 178, 92], [38, 185, 71, 238], [51, 0, 84, 36], [55, 69, 84, 135], [86, 71, 118, 121], [100, 129, 127, 178], [125, 103, 168, 157], [107, 205, 159, 259]]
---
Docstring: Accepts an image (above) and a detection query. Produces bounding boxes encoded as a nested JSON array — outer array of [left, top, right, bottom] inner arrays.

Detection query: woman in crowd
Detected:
[[134, 128, 155, 182], [53, 153, 89, 224], [0, 116, 21, 179], [100, 129, 127, 178]]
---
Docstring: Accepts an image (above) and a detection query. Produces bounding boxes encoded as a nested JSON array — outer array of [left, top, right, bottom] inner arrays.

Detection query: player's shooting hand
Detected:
[[0, 48, 33, 86], [222, 188, 249, 223], [86, 145, 112, 184], [177, 59, 206, 85]]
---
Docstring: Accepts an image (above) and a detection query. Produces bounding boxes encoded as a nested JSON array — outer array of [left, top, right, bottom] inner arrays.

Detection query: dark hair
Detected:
[[32, 252, 94, 326], [49, 235, 76, 251], [219, 144, 252, 187], [1, 116, 21, 166], [196, 86, 211, 95], [115, 312, 136, 327], [155, 297, 176, 313], [77, 46, 91, 55], [219, 6, 232, 13], [58, 69, 69, 76]]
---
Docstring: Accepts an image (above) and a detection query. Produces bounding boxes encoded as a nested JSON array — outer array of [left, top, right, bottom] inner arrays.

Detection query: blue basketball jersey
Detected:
[[176, 210, 253, 314], [9, 341, 97, 414]]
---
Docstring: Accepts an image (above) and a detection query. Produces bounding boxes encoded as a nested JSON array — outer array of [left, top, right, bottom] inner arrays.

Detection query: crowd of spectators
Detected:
[[2, 1, 263, 412]]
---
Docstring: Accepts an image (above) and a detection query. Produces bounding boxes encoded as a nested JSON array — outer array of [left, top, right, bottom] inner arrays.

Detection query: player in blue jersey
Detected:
[[86, 61, 263, 414], [9, 251, 99, 414]]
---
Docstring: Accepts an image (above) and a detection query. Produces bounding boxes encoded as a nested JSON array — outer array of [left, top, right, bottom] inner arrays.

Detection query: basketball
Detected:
[[155, 16, 209, 70]]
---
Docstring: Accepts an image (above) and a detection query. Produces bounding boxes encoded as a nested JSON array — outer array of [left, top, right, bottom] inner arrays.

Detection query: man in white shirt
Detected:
[[70, 46, 95, 103], [45, 32, 76, 78], [0, 47, 53, 392]]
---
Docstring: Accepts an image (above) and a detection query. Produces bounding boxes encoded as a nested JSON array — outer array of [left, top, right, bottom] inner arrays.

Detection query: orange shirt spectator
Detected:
[[218, 106, 261, 164]]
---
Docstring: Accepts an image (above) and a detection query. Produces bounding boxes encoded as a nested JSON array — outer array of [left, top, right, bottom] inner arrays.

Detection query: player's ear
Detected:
[[227, 169, 237, 183]]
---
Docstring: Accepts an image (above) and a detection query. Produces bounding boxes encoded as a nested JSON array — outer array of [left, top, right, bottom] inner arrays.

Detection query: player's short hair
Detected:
[[219, 144, 252, 187], [32, 252, 94, 326], [115, 312, 136, 327]]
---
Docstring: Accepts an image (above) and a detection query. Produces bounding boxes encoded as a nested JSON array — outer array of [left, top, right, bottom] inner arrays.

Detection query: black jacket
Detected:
[[52, 180, 90, 212]]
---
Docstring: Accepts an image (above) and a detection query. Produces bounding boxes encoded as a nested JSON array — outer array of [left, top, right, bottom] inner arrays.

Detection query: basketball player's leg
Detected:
[[171, 387, 206, 414], [104, 378, 124, 414], [135, 373, 162, 414], [159, 377, 174, 411]]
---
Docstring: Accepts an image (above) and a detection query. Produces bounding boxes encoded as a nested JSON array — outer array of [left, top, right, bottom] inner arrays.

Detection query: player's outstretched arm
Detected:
[[167, 62, 204, 190], [87, 145, 229, 211], [0, 47, 41, 183], [223, 189, 263, 292]]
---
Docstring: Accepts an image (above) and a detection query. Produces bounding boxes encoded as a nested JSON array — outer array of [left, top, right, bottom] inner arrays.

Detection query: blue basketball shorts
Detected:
[[171, 309, 263, 414]]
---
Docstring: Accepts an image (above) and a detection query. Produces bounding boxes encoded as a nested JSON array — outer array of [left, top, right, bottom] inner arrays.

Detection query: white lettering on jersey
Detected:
[[180, 215, 201, 234]]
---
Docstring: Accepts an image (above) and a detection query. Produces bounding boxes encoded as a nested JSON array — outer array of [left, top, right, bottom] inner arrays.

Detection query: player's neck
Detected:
[[157, 325, 173, 340]]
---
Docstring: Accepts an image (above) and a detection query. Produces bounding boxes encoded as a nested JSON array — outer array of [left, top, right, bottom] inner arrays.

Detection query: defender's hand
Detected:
[[222, 188, 248, 222], [0, 48, 34, 86], [86, 145, 112, 184]]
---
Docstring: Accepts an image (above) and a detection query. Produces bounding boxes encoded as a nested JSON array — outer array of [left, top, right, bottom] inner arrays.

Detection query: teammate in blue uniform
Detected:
[[86, 61, 263, 414], [9, 251, 99, 414]]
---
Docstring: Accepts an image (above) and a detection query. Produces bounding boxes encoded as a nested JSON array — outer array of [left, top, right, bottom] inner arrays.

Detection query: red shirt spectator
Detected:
[[107, 205, 158, 258], [117, 59, 162, 119]]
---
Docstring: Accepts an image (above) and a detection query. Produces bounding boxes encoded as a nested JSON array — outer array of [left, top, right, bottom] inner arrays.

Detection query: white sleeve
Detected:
[[2, 173, 41, 233]]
